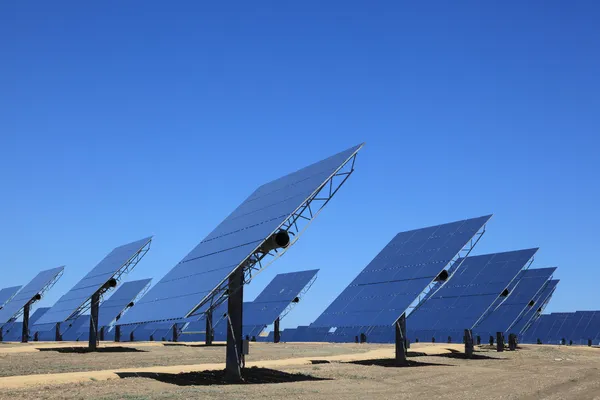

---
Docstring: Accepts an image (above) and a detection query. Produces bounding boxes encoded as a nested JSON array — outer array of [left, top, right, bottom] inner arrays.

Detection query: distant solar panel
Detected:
[[33, 238, 151, 348], [311, 215, 491, 329], [473, 267, 556, 338], [182, 270, 318, 341], [0, 286, 22, 309], [76, 279, 151, 340], [97, 279, 151, 328], [119, 145, 363, 326], [408, 248, 537, 342], [515, 279, 559, 336], [36, 238, 151, 327], [0, 267, 64, 326]]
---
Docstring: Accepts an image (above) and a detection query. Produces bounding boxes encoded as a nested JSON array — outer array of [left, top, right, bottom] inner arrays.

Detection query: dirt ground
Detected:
[[1, 342, 600, 399]]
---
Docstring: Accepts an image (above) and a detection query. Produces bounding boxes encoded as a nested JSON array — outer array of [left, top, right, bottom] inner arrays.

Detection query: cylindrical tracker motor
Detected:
[[259, 230, 291, 253]]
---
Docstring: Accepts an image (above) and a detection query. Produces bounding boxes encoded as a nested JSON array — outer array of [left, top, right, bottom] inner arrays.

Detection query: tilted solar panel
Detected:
[[35, 237, 152, 326], [514, 279, 559, 336], [96, 279, 152, 328], [408, 248, 537, 342], [0, 286, 22, 309], [204, 270, 319, 341], [119, 144, 363, 325], [311, 215, 491, 328], [474, 267, 556, 337], [0, 267, 64, 326]]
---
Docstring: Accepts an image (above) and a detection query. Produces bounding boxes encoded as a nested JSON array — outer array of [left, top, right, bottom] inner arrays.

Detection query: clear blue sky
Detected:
[[1, 1, 599, 329]]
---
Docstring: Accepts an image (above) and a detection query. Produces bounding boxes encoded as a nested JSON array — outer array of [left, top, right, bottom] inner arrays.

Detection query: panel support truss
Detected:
[[189, 151, 360, 320], [405, 221, 488, 316]]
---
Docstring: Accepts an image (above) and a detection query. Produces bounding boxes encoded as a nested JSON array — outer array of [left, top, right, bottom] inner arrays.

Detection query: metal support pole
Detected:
[[464, 329, 473, 358], [89, 291, 100, 350], [172, 324, 178, 342], [0, 327, 3, 342], [21, 302, 31, 343], [274, 317, 280, 343], [55, 322, 62, 341], [395, 314, 407, 365], [225, 267, 244, 381], [205, 310, 213, 346], [496, 332, 504, 352], [99, 326, 105, 342], [115, 325, 121, 342]]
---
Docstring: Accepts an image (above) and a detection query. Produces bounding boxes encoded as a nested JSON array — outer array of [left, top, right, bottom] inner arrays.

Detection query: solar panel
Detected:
[[119, 144, 363, 326], [35, 237, 152, 326], [97, 279, 152, 328], [183, 269, 319, 340], [473, 267, 556, 337], [0, 286, 22, 309], [0, 267, 64, 326], [515, 279, 559, 336], [311, 215, 491, 328], [407, 248, 537, 342]]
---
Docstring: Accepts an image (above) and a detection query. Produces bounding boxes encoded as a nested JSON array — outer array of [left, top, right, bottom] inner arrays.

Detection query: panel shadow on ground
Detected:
[[116, 367, 331, 386]]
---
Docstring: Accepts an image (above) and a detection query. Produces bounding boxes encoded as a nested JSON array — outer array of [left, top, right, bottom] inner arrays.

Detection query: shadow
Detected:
[[162, 343, 227, 348], [38, 346, 147, 354], [116, 367, 331, 386], [347, 359, 450, 368], [310, 360, 330, 364], [431, 348, 501, 360]]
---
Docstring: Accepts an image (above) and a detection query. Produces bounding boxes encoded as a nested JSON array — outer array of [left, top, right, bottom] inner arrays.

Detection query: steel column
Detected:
[[89, 291, 100, 350], [225, 267, 244, 381], [274, 317, 280, 343], [395, 314, 407, 365], [21, 302, 31, 343]]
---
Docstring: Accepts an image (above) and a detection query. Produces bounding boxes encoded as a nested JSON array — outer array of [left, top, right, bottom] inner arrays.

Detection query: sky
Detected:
[[1, 1, 599, 330]]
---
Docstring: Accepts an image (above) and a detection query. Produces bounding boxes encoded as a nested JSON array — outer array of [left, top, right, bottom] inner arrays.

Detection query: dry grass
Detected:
[[1, 343, 600, 399]]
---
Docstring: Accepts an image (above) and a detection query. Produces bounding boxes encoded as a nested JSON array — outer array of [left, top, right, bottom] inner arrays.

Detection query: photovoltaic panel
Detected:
[[96, 279, 152, 328], [0, 267, 64, 326], [514, 279, 559, 335], [119, 144, 363, 325], [0, 286, 22, 309], [407, 248, 537, 342], [35, 237, 152, 326], [473, 267, 556, 336], [311, 215, 491, 328]]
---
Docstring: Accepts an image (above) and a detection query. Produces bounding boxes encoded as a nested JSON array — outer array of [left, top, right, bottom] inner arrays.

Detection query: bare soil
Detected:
[[1, 342, 600, 399]]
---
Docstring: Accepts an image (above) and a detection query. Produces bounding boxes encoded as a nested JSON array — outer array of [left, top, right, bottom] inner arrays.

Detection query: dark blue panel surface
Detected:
[[0, 267, 64, 326], [36, 237, 151, 325], [312, 216, 492, 328], [408, 249, 537, 341], [0, 286, 22, 308], [120, 145, 362, 325], [474, 267, 555, 337]]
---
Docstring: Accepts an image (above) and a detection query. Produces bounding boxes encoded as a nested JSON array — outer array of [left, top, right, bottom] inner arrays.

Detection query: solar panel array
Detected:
[[119, 144, 363, 326], [473, 267, 556, 338], [0, 267, 64, 326], [311, 215, 491, 329], [35, 237, 152, 326], [407, 248, 537, 342]]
